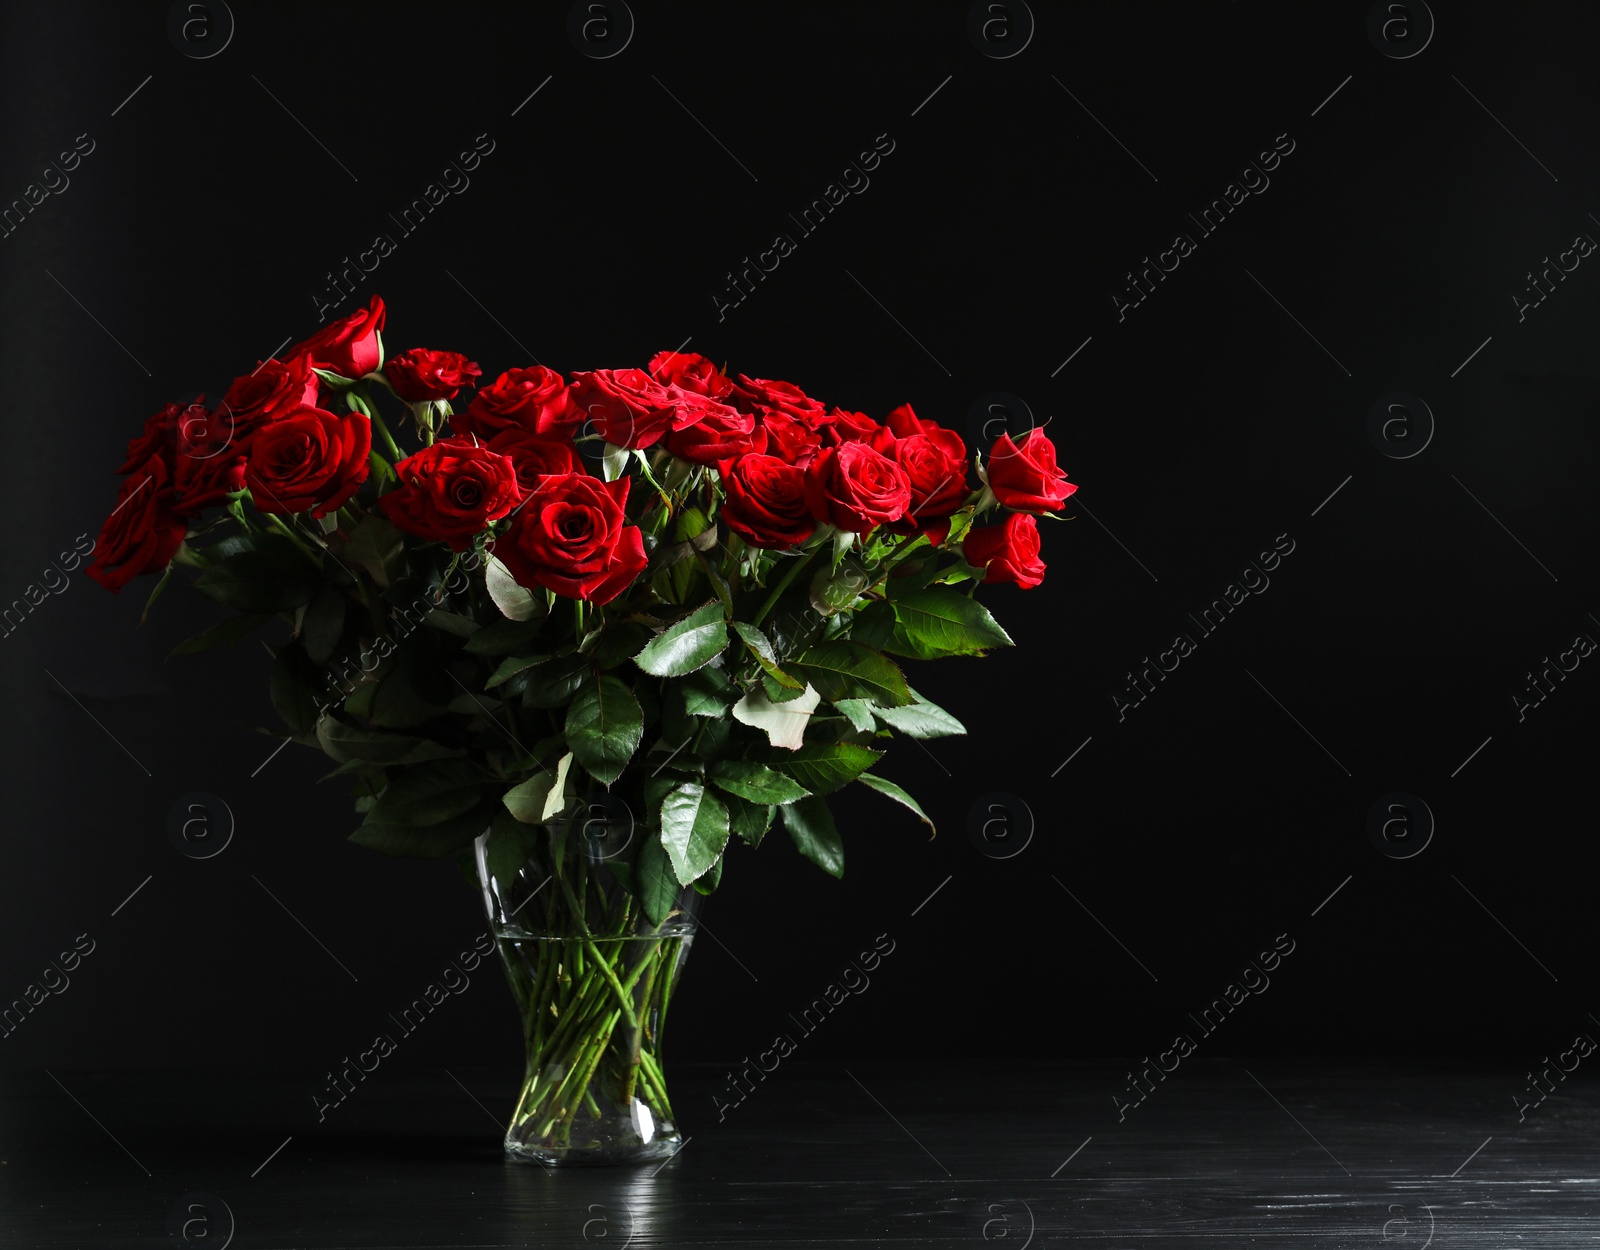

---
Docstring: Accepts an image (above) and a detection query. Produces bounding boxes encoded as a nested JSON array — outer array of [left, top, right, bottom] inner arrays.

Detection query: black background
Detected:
[[2, 0, 1597, 1090]]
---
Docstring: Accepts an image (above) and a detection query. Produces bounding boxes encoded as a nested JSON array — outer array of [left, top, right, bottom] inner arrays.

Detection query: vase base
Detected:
[[505, 1133, 684, 1168]]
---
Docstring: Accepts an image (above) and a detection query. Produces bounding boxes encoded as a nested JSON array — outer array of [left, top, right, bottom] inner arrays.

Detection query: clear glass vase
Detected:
[[474, 811, 700, 1166]]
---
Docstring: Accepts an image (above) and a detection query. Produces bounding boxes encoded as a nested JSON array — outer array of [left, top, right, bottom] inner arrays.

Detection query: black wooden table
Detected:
[[3, 1060, 1595, 1247]]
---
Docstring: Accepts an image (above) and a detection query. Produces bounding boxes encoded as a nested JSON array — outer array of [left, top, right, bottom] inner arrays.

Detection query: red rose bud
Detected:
[[380, 438, 521, 551], [287, 295, 386, 379], [987, 427, 1076, 512], [567, 368, 683, 449], [455, 366, 577, 440], [755, 410, 824, 468], [870, 404, 969, 532], [729, 374, 830, 425], [495, 473, 648, 605], [86, 456, 188, 593], [804, 441, 912, 532], [647, 350, 733, 399], [963, 512, 1047, 589], [719, 454, 816, 549], [487, 427, 583, 494], [245, 406, 372, 518], [663, 391, 762, 465], [384, 348, 482, 402], [824, 408, 881, 446]]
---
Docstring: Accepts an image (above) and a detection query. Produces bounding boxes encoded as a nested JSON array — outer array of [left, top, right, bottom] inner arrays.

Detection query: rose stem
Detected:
[[367, 409, 404, 461], [554, 872, 639, 1033], [751, 547, 819, 626]]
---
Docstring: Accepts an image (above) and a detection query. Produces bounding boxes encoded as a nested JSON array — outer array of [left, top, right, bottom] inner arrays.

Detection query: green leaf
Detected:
[[594, 621, 652, 670], [269, 644, 322, 736], [367, 450, 395, 490], [302, 583, 346, 663], [808, 556, 871, 616], [723, 792, 774, 848], [872, 686, 967, 739], [348, 800, 494, 857], [675, 666, 734, 716], [780, 796, 844, 878], [832, 698, 878, 733], [786, 641, 913, 707], [366, 759, 494, 826], [343, 678, 378, 719], [693, 854, 723, 896], [485, 807, 538, 895], [486, 553, 543, 621], [659, 781, 731, 885], [708, 759, 811, 806], [168, 612, 273, 658], [730, 621, 803, 689], [193, 546, 319, 614], [636, 833, 680, 926], [847, 599, 900, 654], [856, 772, 935, 835], [564, 675, 643, 785], [313, 366, 358, 390], [369, 662, 450, 730], [874, 585, 1014, 659], [635, 601, 728, 677], [644, 774, 676, 825], [830, 527, 854, 572], [194, 533, 255, 564], [601, 442, 630, 482], [763, 742, 883, 795], [502, 752, 574, 824], [342, 514, 404, 588], [465, 616, 547, 656], [762, 673, 809, 703], [423, 608, 479, 638], [522, 655, 590, 709], [315, 715, 462, 766], [732, 684, 822, 751], [486, 654, 550, 689]]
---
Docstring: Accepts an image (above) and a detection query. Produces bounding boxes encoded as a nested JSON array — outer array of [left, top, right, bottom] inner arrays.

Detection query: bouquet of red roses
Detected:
[[89, 294, 1076, 1161]]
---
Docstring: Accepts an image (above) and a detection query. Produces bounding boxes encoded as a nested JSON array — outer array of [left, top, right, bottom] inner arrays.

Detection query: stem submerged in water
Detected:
[[492, 834, 694, 1161]]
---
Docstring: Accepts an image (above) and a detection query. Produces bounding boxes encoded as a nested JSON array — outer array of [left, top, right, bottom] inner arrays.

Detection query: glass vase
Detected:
[[474, 810, 700, 1166]]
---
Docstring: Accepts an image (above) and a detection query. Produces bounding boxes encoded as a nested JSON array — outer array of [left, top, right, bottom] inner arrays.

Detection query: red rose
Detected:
[[287, 295, 386, 379], [987, 427, 1075, 512], [756, 410, 824, 468], [384, 348, 482, 402], [116, 402, 183, 473], [963, 512, 1047, 588], [720, 454, 816, 549], [663, 391, 762, 464], [170, 400, 248, 517], [495, 473, 648, 605], [870, 404, 969, 532], [245, 406, 372, 518], [804, 441, 911, 532], [568, 368, 684, 449], [730, 374, 829, 425], [824, 408, 881, 445], [86, 456, 188, 593], [648, 350, 732, 399], [380, 438, 521, 551], [218, 357, 321, 443], [455, 366, 577, 440], [487, 427, 583, 493]]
